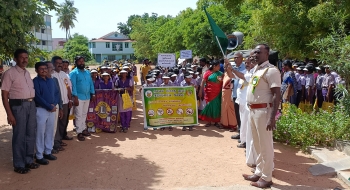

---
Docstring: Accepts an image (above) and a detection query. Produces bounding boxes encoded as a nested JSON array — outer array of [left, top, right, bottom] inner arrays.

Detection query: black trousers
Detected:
[[11, 101, 37, 168], [63, 107, 70, 138], [54, 104, 69, 148], [232, 98, 241, 131]]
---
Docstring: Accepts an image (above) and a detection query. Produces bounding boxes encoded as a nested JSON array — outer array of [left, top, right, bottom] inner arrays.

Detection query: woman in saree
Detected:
[[198, 60, 223, 127], [219, 66, 237, 130]]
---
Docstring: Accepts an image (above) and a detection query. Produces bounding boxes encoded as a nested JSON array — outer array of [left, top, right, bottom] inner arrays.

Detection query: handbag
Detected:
[[133, 76, 139, 83], [122, 89, 133, 109]]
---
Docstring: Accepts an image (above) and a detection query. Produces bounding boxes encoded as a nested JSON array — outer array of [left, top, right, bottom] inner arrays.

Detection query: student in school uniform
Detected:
[[115, 70, 134, 133], [98, 72, 114, 90], [160, 73, 174, 131], [169, 73, 180, 86], [180, 72, 196, 131]]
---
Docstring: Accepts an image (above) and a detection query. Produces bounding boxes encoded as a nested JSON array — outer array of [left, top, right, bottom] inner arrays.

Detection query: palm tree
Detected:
[[56, 0, 79, 41]]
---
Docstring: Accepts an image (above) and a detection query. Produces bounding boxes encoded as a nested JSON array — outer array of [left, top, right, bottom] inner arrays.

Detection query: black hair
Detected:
[[219, 59, 225, 64], [14, 49, 28, 59], [257, 43, 270, 52], [35, 61, 48, 70], [199, 58, 207, 63], [282, 59, 293, 69], [51, 56, 62, 64], [174, 68, 179, 75], [74, 56, 85, 64], [196, 67, 202, 72], [209, 60, 220, 71]]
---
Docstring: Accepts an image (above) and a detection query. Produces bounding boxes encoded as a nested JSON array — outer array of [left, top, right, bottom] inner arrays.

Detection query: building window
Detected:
[[122, 55, 127, 60], [114, 33, 118, 37], [42, 40, 46, 45], [92, 42, 96, 48], [106, 42, 110, 48], [107, 55, 115, 61], [112, 42, 123, 51], [41, 29, 45, 33], [125, 42, 129, 48]]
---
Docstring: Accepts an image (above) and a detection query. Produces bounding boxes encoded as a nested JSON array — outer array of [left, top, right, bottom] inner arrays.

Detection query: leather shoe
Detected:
[[250, 178, 273, 188], [43, 154, 57, 160], [242, 174, 260, 182], [231, 134, 240, 139], [36, 158, 49, 165]]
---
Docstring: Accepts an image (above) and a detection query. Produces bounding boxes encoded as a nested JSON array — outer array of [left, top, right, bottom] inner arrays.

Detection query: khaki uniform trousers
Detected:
[[249, 107, 274, 181]]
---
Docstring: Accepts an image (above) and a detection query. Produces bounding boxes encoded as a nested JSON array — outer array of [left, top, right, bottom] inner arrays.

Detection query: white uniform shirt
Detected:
[[52, 70, 71, 104]]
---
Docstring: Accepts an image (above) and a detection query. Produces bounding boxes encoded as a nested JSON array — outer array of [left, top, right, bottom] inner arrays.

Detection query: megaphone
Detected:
[[227, 31, 244, 50]]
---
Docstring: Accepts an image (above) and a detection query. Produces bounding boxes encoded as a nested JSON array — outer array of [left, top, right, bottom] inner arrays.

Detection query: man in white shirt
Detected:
[[51, 56, 73, 153]]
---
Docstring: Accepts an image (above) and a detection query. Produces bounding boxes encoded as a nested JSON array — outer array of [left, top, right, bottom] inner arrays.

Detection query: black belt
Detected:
[[9, 98, 34, 107]]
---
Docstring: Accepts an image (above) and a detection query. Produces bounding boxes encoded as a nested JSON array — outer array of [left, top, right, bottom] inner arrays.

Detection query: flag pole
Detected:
[[216, 36, 226, 58]]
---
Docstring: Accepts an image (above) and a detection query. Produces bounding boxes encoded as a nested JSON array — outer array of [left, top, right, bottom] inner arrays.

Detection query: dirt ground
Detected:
[[0, 65, 347, 190]]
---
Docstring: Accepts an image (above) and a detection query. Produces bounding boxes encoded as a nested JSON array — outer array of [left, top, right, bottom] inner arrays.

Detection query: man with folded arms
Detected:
[[1, 49, 38, 174]]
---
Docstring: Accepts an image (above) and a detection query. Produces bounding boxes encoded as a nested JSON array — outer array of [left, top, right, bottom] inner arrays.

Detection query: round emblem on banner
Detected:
[[186, 90, 193, 96], [148, 110, 155, 117], [186, 108, 194, 115], [95, 101, 111, 119], [157, 108, 164, 116], [145, 90, 153, 98], [111, 115, 117, 121], [177, 108, 183, 115], [167, 108, 173, 115], [87, 122, 94, 128]]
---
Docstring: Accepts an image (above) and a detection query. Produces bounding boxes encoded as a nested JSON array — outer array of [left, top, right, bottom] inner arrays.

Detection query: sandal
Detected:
[[14, 167, 30, 174], [205, 123, 211, 127], [82, 130, 91, 136], [60, 142, 67, 146], [168, 127, 173, 131], [77, 133, 85, 141], [25, 163, 40, 169]]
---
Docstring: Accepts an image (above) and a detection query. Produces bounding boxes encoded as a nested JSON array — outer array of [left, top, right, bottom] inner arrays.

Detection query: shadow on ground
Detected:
[[0, 124, 162, 190], [271, 143, 345, 190]]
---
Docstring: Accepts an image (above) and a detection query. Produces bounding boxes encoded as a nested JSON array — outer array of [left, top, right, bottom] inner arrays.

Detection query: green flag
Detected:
[[204, 8, 228, 55]]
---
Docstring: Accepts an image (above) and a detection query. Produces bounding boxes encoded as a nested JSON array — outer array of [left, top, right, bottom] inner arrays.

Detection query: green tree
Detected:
[[56, 0, 79, 41], [0, 0, 57, 62], [117, 15, 141, 37], [63, 33, 91, 62], [130, 13, 172, 61]]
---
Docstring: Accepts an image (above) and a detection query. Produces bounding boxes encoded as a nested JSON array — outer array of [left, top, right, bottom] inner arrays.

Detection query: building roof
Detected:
[[89, 31, 134, 42], [90, 39, 133, 42]]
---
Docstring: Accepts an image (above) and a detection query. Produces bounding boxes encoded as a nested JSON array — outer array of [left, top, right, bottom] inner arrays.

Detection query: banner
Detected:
[[142, 86, 198, 128], [180, 50, 192, 59], [86, 90, 119, 133], [157, 53, 176, 67]]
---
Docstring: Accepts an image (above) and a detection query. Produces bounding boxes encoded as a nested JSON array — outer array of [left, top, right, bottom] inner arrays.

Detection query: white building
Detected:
[[33, 15, 53, 51], [88, 32, 135, 63]]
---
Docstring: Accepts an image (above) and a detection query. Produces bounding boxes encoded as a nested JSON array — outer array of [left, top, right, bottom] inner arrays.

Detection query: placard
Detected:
[[180, 50, 192, 59], [142, 86, 198, 128], [157, 53, 176, 67]]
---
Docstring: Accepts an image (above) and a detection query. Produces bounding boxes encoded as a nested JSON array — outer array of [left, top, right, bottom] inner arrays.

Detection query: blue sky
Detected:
[[49, 0, 198, 39]]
